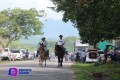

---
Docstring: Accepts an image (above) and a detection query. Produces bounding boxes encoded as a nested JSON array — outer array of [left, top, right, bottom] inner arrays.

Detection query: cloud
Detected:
[[0, 0, 63, 20]]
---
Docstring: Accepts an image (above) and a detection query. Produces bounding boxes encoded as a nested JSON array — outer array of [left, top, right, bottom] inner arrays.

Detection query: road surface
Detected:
[[0, 59, 75, 80]]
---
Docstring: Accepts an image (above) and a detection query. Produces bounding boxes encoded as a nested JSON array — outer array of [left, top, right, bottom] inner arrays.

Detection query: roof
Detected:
[[75, 40, 88, 47]]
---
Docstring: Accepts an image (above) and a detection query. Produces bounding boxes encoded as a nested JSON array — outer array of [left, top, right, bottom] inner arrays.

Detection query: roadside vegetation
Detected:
[[71, 63, 120, 80]]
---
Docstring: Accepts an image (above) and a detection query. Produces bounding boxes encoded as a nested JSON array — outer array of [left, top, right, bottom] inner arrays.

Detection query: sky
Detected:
[[0, 0, 79, 39]]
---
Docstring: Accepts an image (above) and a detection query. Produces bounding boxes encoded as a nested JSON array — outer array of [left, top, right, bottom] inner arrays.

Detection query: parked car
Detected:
[[11, 49, 23, 60], [28, 52, 34, 60], [20, 49, 26, 60], [86, 49, 99, 62], [0, 53, 10, 61], [0, 48, 12, 61]]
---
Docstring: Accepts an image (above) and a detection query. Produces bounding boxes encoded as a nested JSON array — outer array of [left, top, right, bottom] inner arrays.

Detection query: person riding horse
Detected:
[[55, 35, 66, 55], [38, 37, 49, 67], [39, 37, 49, 56], [55, 35, 66, 67]]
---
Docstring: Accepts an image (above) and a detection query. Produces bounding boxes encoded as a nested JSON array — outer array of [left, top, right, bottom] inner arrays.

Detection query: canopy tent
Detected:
[[97, 41, 112, 51]]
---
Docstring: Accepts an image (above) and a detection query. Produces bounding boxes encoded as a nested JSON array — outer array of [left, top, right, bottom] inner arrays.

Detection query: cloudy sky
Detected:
[[0, 0, 79, 39]]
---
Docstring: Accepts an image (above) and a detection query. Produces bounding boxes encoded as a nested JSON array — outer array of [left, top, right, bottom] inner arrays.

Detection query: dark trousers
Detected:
[[81, 57, 86, 63]]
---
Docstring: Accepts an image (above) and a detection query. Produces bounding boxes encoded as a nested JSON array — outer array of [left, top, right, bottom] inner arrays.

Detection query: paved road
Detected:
[[0, 59, 74, 80]]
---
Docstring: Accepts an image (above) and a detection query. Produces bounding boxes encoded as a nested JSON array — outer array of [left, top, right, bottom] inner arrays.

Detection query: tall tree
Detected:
[[50, 0, 120, 48], [0, 8, 45, 48]]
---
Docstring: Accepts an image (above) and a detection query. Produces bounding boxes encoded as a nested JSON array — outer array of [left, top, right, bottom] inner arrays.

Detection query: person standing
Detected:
[[25, 50, 29, 60], [104, 45, 109, 61], [81, 50, 87, 63]]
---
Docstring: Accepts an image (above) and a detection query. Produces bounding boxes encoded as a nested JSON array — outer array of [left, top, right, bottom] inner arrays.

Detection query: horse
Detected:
[[55, 45, 65, 68], [38, 43, 48, 67]]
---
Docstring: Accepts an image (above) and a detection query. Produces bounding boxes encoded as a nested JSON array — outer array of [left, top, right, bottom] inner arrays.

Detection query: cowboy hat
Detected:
[[59, 35, 63, 37], [41, 37, 45, 40]]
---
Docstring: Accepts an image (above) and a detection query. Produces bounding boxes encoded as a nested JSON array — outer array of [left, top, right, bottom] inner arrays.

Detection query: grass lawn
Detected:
[[0, 61, 6, 64], [71, 62, 120, 80]]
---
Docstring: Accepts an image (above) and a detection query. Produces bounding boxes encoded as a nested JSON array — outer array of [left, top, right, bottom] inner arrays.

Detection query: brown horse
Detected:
[[39, 43, 47, 67], [55, 45, 65, 68]]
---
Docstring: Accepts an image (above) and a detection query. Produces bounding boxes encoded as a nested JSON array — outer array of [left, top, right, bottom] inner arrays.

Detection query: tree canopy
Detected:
[[0, 8, 45, 48], [50, 0, 120, 47]]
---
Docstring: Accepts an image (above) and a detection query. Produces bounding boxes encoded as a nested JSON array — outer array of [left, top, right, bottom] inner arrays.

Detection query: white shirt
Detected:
[[81, 51, 87, 58], [57, 39, 65, 45]]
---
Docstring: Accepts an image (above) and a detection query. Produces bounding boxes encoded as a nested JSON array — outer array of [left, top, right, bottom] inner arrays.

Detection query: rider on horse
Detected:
[[39, 37, 49, 55], [55, 35, 66, 54]]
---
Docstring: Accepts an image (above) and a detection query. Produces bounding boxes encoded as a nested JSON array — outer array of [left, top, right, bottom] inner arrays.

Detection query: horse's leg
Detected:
[[58, 56, 60, 68], [41, 58, 43, 67], [39, 56, 43, 67], [60, 56, 63, 67], [45, 57, 46, 67], [39, 59, 40, 66]]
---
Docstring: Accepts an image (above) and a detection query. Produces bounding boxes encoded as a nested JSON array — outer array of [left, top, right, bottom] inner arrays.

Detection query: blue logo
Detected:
[[8, 68, 32, 76], [8, 68, 18, 76]]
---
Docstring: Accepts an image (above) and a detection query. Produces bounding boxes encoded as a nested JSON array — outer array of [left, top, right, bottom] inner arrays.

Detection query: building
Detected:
[[75, 40, 89, 53]]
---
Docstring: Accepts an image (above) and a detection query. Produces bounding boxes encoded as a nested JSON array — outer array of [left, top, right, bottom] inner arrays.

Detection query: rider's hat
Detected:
[[59, 35, 63, 37], [41, 37, 45, 40]]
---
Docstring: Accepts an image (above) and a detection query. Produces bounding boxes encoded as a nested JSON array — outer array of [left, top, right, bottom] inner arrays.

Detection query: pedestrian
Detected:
[[104, 45, 109, 61], [81, 50, 87, 63], [65, 51, 69, 61], [25, 50, 29, 60]]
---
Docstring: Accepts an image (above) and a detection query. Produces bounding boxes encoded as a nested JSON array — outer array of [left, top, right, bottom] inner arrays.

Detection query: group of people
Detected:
[[37, 35, 65, 56], [104, 45, 120, 63], [75, 50, 87, 63]]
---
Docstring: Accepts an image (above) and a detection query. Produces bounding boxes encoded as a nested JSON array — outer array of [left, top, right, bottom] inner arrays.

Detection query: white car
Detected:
[[11, 49, 23, 60], [0, 48, 12, 61], [86, 49, 99, 62]]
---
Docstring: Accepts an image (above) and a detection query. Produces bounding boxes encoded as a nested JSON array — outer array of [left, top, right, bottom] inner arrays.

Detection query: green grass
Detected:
[[0, 61, 6, 64], [71, 62, 120, 80]]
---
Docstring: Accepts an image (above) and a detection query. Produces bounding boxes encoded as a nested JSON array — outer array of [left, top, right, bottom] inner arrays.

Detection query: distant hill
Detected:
[[19, 35, 57, 45]]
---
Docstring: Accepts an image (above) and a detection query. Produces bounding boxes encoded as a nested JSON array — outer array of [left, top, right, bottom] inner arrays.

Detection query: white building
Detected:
[[75, 40, 89, 53]]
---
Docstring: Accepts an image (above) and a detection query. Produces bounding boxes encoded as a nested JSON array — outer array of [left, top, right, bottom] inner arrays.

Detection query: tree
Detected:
[[0, 8, 45, 48], [50, 0, 120, 48]]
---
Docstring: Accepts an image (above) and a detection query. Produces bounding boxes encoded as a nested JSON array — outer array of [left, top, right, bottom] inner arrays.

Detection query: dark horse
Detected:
[[39, 43, 48, 67], [55, 45, 65, 68]]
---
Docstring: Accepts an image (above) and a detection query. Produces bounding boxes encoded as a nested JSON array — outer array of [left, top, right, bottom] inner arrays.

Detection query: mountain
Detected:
[[19, 35, 57, 45]]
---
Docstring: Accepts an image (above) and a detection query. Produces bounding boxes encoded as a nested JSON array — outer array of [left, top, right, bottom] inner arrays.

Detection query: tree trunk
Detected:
[[0, 40, 4, 49], [5, 37, 15, 48], [93, 42, 97, 49]]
